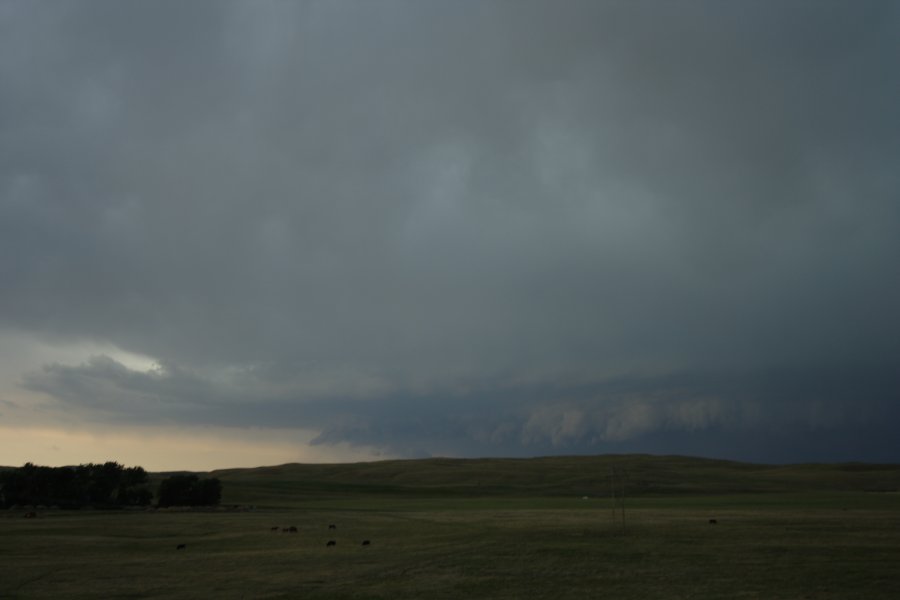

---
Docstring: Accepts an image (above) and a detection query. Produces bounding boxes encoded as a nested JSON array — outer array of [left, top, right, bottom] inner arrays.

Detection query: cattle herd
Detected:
[[172, 522, 371, 552], [267, 522, 371, 549], [19, 510, 715, 554]]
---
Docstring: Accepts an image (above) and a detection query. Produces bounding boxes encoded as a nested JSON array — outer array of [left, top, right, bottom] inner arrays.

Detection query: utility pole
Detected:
[[620, 467, 626, 535], [609, 466, 627, 534], [610, 467, 616, 522]]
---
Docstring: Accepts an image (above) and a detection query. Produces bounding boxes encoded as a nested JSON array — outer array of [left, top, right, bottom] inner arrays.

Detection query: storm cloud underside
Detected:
[[2, 0, 899, 464]]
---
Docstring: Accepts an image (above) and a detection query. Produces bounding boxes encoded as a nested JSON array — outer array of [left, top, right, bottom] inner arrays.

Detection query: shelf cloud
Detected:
[[2, 0, 899, 467]]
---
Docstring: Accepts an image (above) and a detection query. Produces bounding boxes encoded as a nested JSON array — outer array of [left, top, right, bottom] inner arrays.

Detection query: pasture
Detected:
[[2, 456, 900, 598]]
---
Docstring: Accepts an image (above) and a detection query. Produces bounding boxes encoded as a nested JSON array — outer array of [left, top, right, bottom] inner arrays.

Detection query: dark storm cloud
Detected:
[[3, 1, 899, 461], [23, 355, 900, 463]]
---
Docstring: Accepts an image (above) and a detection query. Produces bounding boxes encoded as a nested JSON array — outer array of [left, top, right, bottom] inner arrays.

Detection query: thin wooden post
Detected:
[[620, 468, 626, 534], [610, 468, 616, 522]]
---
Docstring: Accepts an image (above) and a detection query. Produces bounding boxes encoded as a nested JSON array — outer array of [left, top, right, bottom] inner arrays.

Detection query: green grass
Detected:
[[3, 455, 900, 598], [209, 454, 900, 508], [3, 499, 899, 599]]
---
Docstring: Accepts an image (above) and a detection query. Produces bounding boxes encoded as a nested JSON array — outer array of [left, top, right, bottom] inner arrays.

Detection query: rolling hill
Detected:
[[205, 454, 900, 507]]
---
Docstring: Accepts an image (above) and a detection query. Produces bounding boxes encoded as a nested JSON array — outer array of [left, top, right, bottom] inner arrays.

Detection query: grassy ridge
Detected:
[[4, 455, 900, 598], [208, 454, 900, 508], [4, 497, 900, 598]]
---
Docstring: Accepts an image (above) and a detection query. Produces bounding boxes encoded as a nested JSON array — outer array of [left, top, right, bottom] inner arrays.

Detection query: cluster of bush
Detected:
[[0, 462, 221, 509], [156, 473, 221, 508]]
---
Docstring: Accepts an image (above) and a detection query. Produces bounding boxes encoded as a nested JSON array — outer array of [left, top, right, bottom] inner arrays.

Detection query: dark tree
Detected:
[[157, 475, 222, 507], [196, 478, 222, 506], [157, 474, 197, 507], [117, 466, 151, 506], [86, 462, 124, 505], [0, 462, 152, 509]]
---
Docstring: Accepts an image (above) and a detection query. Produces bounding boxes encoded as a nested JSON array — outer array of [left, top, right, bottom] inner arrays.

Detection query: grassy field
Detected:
[[2, 455, 900, 599]]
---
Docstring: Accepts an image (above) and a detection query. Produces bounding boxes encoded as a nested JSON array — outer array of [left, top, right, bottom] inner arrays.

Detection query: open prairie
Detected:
[[2, 456, 900, 599]]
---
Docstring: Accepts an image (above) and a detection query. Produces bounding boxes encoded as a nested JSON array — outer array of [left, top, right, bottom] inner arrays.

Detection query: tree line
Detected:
[[0, 462, 221, 509]]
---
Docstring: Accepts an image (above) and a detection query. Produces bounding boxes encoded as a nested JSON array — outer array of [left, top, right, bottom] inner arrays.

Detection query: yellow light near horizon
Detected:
[[0, 425, 385, 471]]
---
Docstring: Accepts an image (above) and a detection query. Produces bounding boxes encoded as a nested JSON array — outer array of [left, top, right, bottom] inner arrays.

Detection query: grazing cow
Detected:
[[708, 519, 718, 525], [270, 526, 280, 532], [326, 540, 336, 547], [328, 524, 336, 530], [176, 544, 186, 550], [361, 540, 371, 546], [288, 526, 298, 533]]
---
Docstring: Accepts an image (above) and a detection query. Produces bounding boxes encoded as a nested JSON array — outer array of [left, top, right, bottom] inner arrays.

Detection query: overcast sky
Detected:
[[2, 0, 899, 470]]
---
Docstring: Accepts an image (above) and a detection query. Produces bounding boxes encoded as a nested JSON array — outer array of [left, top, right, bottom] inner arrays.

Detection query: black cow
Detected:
[[176, 544, 186, 550], [270, 526, 280, 532], [326, 540, 336, 547], [361, 540, 371, 546], [328, 524, 337, 530], [288, 526, 298, 533], [708, 519, 718, 525]]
